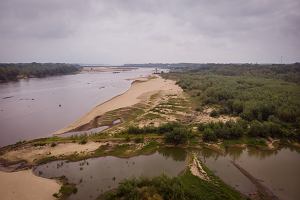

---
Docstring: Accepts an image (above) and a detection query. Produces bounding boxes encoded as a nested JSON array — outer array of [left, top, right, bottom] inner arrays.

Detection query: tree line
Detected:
[[0, 63, 80, 82], [163, 64, 300, 141]]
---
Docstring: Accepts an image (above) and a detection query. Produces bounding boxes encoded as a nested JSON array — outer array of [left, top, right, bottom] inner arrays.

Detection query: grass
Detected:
[[53, 176, 77, 199], [100, 168, 245, 200]]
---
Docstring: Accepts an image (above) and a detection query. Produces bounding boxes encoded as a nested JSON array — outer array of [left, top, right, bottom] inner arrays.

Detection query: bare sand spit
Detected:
[[1, 142, 101, 164], [53, 76, 182, 135], [0, 170, 60, 200]]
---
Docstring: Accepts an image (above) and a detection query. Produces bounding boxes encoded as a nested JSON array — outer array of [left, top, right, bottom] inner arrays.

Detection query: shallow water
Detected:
[[0, 68, 153, 147], [197, 146, 300, 200], [33, 146, 300, 200], [33, 148, 187, 200]]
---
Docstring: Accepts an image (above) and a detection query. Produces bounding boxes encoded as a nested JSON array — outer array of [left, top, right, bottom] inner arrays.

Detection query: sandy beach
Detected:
[[0, 170, 60, 200], [53, 75, 182, 135]]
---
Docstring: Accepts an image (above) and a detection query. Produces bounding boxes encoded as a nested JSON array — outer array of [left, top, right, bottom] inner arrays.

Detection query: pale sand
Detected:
[[0, 170, 60, 200], [53, 76, 182, 135], [1, 142, 101, 164]]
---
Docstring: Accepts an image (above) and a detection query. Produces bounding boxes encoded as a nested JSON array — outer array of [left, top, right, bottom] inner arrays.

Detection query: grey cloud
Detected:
[[0, 0, 299, 63]]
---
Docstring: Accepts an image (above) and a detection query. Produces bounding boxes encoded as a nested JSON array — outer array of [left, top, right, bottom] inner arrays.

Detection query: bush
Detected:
[[134, 136, 144, 143], [79, 138, 87, 144], [202, 128, 217, 142], [248, 120, 269, 138], [164, 127, 191, 145], [210, 110, 219, 118], [127, 126, 143, 134]]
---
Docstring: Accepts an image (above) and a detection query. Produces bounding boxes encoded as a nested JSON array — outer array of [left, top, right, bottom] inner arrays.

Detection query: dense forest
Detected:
[[163, 64, 300, 141], [0, 63, 80, 82]]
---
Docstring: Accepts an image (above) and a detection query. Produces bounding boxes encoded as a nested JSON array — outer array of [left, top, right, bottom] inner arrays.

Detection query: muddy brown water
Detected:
[[33, 148, 187, 200], [0, 68, 154, 147], [33, 146, 300, 200], [197, 146, 300, 200]]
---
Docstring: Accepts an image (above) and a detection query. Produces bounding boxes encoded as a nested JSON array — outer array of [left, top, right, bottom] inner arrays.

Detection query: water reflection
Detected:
[[157, 147, 187, 161], [197, 145, 300, 200], [34, 149, 187, 200], [33, 146, 300, 200]]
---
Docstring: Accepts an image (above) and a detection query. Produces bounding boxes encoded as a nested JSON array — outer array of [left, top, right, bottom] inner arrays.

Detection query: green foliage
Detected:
[[134, 136, 144, 143], [201, 120, 245, 142], [0, 63, 79, 82], [101, 172, 244, 200], [202, 128, 217, 142], [210, 110, 220, 117], [164, 127, 191, 145], [124, 123, 192, 145], [59, 184, 78, 196], [78, 135, 88, 144], [164, 64, 300, 141], [51, 142, 57, 147]]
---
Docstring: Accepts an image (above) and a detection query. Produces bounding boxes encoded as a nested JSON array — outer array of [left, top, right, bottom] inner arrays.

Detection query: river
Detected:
[[0, 68, 154, 147]]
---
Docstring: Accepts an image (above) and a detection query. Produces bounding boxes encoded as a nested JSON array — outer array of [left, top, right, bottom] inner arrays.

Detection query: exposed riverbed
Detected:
[[0, 68, 153, 147]]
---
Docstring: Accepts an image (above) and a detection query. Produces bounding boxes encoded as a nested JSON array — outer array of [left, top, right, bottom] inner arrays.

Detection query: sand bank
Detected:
[[1, 142, 101, 164], [53, 76, 182, 135], [0, 170, 60, 200]]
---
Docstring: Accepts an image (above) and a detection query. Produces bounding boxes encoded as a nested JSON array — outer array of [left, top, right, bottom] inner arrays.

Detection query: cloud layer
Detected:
[[0, 0, 299, 64]]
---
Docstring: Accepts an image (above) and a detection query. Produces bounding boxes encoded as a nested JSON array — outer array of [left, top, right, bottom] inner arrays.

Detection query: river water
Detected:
[[198, 146, 300, 200], [0, 68, 154, 147], [34, 146, 300, 200], [34, 148, 187, 200]]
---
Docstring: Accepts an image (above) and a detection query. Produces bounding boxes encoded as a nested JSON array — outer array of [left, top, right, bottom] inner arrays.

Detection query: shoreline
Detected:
[[53, 75, 181, 135]]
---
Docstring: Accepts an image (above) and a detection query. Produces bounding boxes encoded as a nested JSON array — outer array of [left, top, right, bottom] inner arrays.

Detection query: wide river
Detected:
[[0, 68, 154, 147]]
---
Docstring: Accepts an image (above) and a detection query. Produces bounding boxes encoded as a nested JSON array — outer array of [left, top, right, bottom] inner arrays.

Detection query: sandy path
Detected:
[[53, 76, 181, 135], [0, 170, 60, 200]]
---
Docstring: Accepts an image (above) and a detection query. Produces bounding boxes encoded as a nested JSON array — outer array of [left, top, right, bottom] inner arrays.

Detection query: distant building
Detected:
[[154, 68, 161, 74]]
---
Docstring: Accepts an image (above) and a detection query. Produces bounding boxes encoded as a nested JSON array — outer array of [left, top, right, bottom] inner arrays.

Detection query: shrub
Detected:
[[79, 138, 87, 144], [164, 127, 190, 145], [210, 110, 219, 118], [134, 136, 144, 143], [248, 120, 269, 138], [202, 128, 217, 142]]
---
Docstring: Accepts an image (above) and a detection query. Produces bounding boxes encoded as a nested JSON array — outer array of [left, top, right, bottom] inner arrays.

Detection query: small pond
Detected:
[[33, 147, 187, 200]]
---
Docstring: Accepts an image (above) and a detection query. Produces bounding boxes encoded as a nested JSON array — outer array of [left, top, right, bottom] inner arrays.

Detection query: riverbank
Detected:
[[53, 75, 182, 135], [0, 169, 60, 200]]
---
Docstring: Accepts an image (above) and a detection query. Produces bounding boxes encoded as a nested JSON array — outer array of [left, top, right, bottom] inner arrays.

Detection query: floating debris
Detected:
[[2, 96, 13, 99]]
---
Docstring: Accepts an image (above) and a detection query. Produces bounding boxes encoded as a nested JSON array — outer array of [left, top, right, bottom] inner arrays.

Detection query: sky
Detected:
[[0, 0, 299, 64]]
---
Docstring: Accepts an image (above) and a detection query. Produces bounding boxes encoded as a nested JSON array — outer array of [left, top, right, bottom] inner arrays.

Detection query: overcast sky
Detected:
[[0, 0, 299, 64]]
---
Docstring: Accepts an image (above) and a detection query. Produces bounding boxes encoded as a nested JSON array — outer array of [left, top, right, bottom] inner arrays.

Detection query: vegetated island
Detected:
[[0, 63, 300, 200], [0, 63, 80, 82]]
